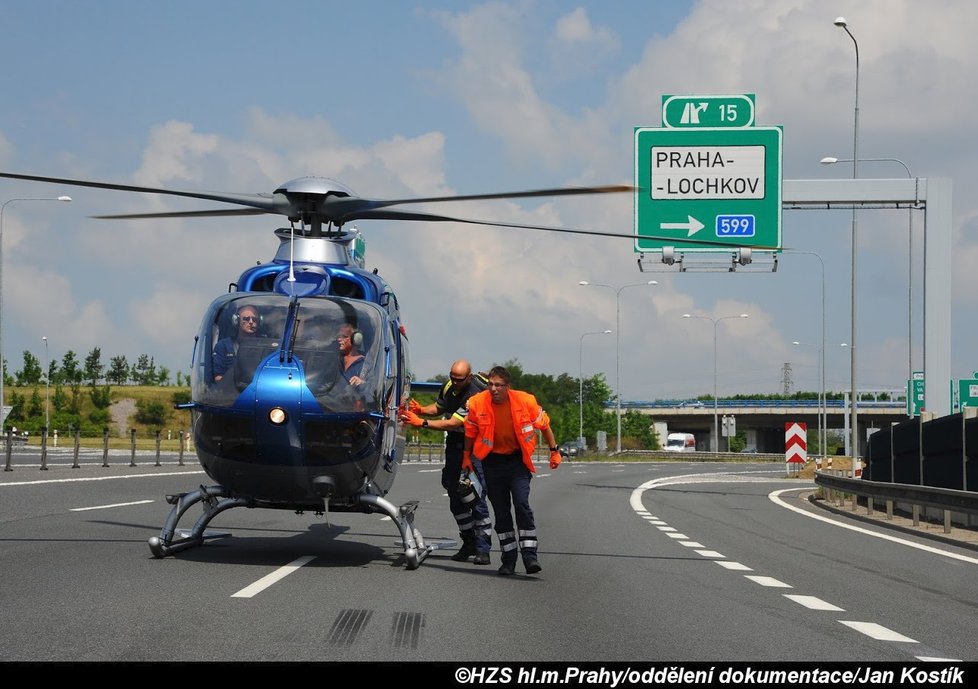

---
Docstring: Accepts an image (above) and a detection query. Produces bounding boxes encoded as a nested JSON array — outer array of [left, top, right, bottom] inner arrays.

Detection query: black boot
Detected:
[[451, 535, 477, 561]]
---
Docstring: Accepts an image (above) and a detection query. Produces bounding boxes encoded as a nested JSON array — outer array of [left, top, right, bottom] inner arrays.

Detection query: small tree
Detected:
[[16, 351, 43, 386], [84, 347, 104, 386], [52, 385, 67, 412], [107, 355, 129, 385], [28, 387, 43, 419], [89, 384, 112, 409], [60, 350, 82, 385], [135, 399, 167, 426]]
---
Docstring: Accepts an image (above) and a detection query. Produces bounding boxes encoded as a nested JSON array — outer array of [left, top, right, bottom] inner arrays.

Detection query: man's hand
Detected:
[[399, 410, 425, 427], [407, 398, 423, 414], [462, 451, 474, 471], [549, 451, 562, 470]]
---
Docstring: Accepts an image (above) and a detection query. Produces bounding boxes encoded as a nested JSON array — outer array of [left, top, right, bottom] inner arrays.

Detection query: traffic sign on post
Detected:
[[634, 126, 782, 252], [785, 422, 807, 465]]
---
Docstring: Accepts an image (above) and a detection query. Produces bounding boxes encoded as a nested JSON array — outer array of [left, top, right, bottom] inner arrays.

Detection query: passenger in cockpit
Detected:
[[213, 304, 261, 382], [337, 323, 365, 387]]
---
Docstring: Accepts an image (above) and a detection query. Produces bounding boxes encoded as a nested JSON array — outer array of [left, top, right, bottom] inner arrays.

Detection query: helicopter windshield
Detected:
[[192, 294, 389, 413]]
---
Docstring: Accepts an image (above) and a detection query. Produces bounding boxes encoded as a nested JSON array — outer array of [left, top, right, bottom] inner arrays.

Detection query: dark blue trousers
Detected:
[[443, 438, 492, 553], [482, 452, 537, 565]]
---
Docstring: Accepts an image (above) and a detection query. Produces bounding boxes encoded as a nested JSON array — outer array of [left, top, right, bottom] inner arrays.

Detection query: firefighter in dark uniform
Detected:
[[400, 360, 492, 564]]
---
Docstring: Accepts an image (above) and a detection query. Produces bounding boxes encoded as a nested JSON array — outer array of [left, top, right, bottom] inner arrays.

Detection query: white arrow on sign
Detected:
[[660, 215, 705, 236]]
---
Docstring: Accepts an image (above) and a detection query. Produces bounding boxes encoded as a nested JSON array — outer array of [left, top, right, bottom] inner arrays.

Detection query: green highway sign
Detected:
[[634, 126, 783, 252], [661, 94, 755, 129], [907, 371, 924, 416], [959, 377, 978, 410]]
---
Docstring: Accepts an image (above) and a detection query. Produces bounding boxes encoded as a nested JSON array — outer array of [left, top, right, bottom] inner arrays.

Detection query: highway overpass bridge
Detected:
[[623, 399, 909, 455]]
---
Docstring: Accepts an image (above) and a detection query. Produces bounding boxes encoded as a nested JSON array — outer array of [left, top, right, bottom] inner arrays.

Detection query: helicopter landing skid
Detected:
[[148, 485, 252, 558], [355, 494, 448, 570]]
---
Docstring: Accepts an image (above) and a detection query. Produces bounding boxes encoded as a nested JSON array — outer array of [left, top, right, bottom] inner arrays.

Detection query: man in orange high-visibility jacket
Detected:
[[463, 365, 561, 576]]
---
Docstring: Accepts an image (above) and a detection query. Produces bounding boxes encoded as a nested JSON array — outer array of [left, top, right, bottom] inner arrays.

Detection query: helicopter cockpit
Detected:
[[192, 293, 390, 415]]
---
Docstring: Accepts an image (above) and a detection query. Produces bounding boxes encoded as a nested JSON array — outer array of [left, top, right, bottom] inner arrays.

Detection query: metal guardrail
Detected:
[[622, 399, 903, 409], [814, 470, 978, 533]]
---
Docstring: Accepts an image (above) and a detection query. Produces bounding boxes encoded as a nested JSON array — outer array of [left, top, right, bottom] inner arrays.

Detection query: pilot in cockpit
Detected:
[[213, 304, 261, 382], [337, 323, 365, 387]]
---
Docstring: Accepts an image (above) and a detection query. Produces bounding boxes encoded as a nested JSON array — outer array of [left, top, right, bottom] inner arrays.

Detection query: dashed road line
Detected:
[[745, 575, 792, 588], [839, 621, 918, 643], [783, 595, 844, 611], [70, 499, 154, 512], [231, 555, 316, 598]]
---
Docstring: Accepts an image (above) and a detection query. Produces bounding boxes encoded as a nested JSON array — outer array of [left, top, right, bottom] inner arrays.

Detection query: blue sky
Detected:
[[2, 0, 976, 406]]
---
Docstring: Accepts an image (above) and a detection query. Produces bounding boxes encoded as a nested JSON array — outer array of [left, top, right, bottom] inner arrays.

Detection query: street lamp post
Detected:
[[579, 329, 612, 447], [42, 336, 49, 432], [834, 15, 860, 467], [579, 280, 657, 454], [0, 196, 72, 435], [682, 313, 749, 453], [821, 156, 915, 400]]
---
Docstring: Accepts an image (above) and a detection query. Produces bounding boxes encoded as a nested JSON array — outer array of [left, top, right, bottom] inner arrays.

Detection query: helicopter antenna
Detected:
[[286, 221, 298, 294]]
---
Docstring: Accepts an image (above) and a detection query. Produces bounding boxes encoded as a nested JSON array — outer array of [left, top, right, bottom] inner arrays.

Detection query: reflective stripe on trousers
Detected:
[[482, 451, 536, 565]]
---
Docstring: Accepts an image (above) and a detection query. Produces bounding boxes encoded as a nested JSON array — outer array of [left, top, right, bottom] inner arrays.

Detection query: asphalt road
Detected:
[[2, 448, 976, 664]]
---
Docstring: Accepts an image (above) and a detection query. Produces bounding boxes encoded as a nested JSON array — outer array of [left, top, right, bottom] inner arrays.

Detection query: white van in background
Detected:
[[663, 432, 697, 452]]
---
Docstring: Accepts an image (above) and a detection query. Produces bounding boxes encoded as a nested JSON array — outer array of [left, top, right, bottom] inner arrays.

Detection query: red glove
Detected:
[[549, 451, 562, 469], [400, 410, 424, 427], [462, 451, 474, 472], [407, 398, 423, 414]]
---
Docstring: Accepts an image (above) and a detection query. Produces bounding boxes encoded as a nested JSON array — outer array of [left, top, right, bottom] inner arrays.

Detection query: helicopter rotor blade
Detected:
[[0, 171, 286, 213], [91, 208, 271, 220], [358, 184, 636, 211], [350, 208, 783, 250]]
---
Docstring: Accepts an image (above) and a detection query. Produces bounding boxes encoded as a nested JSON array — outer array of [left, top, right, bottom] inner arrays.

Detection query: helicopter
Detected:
[[0, 169, 744, 569]]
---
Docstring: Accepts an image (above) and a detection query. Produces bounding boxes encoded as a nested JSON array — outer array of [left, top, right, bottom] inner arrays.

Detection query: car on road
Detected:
[[559, 441, 584, 457]]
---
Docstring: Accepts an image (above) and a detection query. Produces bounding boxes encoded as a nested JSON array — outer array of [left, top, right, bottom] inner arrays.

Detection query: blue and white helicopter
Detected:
[[3, 170, 674, 568]]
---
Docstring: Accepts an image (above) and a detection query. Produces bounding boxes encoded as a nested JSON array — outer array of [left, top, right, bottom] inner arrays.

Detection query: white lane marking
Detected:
[[0, 470, 205, 487], [647, 520, 667, 525], [231, 556, 316, 598], [917, 656, 963, 662], [678, 541, 705, 548], [418, 469, 441, 473], [784, 595, 844, 611], [633, 474, 948, 655], [70, 499, 154, 512], [838, 621, 918, 643], [745, 575, 792, 588], [657, 526, 677, 532], [665, 532, 688, 539], [769, 488, 978, 566]]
